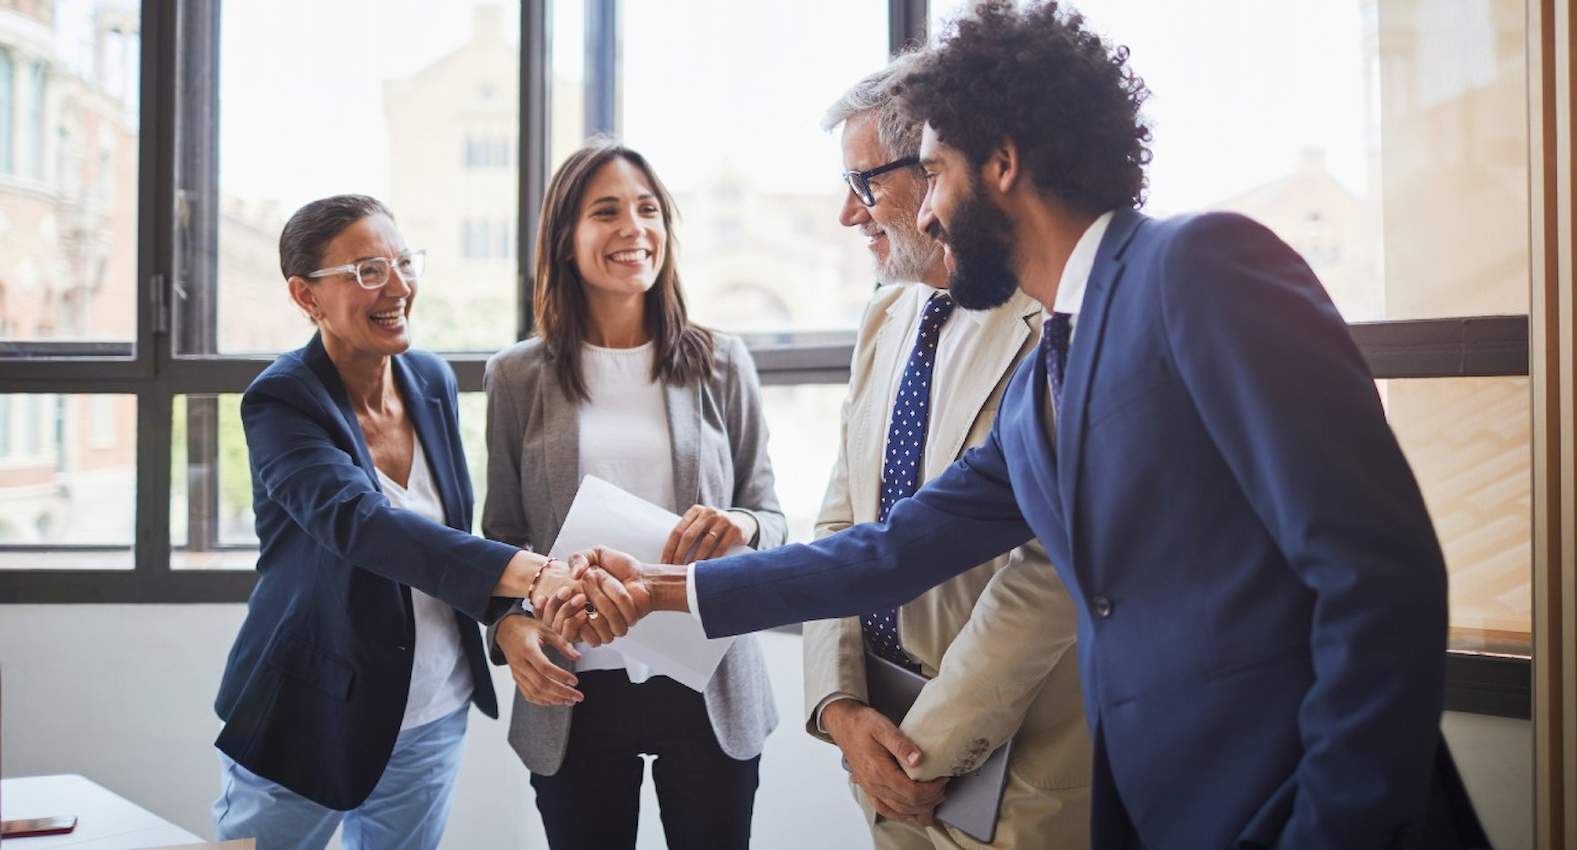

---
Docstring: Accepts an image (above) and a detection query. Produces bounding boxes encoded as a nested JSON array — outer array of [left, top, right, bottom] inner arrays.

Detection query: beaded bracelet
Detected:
[[525, 557, 558, 603]]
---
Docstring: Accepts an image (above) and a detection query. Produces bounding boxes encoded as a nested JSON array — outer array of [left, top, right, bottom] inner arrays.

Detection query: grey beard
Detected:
[[875, 227, 944, 285]]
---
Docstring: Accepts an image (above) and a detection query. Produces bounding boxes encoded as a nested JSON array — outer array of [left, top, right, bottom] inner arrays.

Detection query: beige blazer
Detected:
[[803, 284, 1092, 849], [483, 333, 783, 776]]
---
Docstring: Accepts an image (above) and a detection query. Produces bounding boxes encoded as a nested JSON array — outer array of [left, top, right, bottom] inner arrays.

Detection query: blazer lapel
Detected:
[[852, 296, 915, 520], [303, 333, 379, 485], [1057, 208, 1144, 549], [537, 365, 582, 534], [393, 355, 464, 531], [925, 292, 1037, 480], [664, 379, 701, 509]]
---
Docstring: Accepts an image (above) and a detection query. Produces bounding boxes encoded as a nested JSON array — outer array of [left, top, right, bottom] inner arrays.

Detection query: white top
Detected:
[[880, 283, 989, 472], [375, 437, 475, 730], [574, 340, 676, 681]]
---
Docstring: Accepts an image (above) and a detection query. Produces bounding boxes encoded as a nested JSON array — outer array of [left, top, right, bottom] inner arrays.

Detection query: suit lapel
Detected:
[[537, 364, 582, 533], [393, 355, 464, 531], [925, 293, 1038, 480], [853, 295, 915, 519], [303, 333, 379, 486], [663, 379, 701, 509], [1057, 208, 1143, 548]]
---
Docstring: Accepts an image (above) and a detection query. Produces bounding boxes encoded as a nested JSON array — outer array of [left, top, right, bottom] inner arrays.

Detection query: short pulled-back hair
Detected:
[[279, 194, 394, 280], [894, 0, 1152, 212]]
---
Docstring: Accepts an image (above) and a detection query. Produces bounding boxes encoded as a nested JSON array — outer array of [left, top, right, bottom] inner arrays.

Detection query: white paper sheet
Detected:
[[547, 475, 741, 692]]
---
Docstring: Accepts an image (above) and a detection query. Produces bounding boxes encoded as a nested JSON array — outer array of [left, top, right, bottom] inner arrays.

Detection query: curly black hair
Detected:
[[894, 0, 1152, 212]]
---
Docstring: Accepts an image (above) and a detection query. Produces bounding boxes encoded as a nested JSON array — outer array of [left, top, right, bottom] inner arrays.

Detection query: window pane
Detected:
[[171, 393, 256, 569], [173, 391, 490, 569], [202, 2, 521, 356], [1381, 378, 1531, 656], [0, 2, 140, 350], [618, 1, 889, 334], [548, 0, 585, 170], [928, 0, 1528, 322], [760, 384, 847, 544], [0, 393, 134, 569]]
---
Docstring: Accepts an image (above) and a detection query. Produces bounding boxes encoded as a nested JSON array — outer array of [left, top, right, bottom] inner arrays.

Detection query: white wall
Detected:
[[0, 605, 868, 850], [0, 605, 1535, 850]]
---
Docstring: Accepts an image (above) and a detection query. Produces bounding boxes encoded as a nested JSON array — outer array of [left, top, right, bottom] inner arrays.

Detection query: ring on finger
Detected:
[[586, 604, 600, 621]]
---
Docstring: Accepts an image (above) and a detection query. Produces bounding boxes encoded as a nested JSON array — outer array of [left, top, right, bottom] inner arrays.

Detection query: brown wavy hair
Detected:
[[532, 139, 714, 402]]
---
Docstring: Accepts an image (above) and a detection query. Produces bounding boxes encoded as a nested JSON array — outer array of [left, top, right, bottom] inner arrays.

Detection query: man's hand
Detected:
[[495, 613, 583, 706], [821, 700, 948, 824]]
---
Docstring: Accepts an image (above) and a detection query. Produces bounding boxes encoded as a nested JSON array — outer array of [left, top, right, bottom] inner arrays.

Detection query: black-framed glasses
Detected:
[[841, 156, 919, 206], [305, 250, 426, 290]]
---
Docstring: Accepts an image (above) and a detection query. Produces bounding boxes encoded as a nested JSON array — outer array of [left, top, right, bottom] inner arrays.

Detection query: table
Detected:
[[1, 775, 203, 849]]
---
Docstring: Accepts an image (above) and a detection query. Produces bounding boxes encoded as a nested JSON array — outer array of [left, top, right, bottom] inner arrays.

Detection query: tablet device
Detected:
[[859, 651, 1013, 844]]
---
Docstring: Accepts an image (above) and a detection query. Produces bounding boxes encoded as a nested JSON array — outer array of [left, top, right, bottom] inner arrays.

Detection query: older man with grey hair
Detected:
[[802, 55, 1092, 849]]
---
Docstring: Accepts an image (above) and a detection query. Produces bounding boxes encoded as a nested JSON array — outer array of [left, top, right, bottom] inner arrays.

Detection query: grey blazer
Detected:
[[482, 332, 784, 775]]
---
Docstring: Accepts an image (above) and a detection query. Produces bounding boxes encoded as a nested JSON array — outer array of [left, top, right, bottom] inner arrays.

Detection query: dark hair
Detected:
[[533, 139, 714, 403], [278, 194, 394, 279], [894, 0, 1152, 213]]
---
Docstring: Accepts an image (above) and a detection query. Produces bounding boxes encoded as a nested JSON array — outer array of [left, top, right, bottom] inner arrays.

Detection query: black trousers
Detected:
[[530, 670, 761, 850]]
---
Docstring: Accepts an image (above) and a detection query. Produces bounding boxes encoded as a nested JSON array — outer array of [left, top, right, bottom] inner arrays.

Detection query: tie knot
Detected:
[[923, 291, 956, 329], [1043, 311, 1072, 351]]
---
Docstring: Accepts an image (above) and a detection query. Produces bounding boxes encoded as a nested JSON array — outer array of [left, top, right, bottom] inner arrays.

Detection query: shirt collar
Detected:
[[1051, 209, 1116, 317], [914, 282, 988, 326]]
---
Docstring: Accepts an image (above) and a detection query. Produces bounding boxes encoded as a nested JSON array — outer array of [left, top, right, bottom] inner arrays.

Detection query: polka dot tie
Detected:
[[861, 291, 956, 672], [1042, 311, 1073, 412]]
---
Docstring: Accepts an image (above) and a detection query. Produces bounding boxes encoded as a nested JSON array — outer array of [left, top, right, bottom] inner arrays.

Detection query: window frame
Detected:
[[0, 0, 1534, 721]]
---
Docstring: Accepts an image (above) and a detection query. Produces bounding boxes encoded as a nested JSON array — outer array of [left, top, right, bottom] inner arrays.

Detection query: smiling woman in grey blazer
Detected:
[[482, 139, 784, 850]]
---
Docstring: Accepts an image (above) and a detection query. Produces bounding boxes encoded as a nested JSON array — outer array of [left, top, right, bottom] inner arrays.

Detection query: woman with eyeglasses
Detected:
[[482, 140, 784, 850], [211, 194, 596, 850]]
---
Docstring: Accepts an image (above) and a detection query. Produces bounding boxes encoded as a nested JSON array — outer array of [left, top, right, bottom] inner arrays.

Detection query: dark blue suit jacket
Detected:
[[214, 334, 517, 810], [697, 210, 1481, 849]]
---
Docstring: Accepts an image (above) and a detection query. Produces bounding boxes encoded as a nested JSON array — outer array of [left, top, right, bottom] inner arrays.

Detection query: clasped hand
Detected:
[[498, 506, 751, 706], [494, 547, 650, 706]]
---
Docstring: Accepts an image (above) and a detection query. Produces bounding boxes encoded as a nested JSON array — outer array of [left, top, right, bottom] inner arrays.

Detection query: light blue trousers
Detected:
[[213, 702, 469, 850]]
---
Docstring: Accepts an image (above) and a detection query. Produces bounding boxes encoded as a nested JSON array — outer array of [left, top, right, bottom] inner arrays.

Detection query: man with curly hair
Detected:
[[574, 3, 1489, 848]]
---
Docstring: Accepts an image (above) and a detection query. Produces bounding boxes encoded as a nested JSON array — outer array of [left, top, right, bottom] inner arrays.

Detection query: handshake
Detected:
[[494, 545, 660, 707], [493, 504, 750, 706]]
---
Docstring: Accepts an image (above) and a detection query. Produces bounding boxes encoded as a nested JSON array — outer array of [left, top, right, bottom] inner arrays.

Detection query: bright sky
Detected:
[[207, 1, 1372, 217]]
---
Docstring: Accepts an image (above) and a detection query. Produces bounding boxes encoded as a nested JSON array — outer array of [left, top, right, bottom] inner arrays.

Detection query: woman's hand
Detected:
[[495, 614, 583, 707], [661, 506, 757, 563]]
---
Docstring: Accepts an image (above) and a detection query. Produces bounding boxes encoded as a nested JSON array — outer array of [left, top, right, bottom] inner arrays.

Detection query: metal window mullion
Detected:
[[890, 0, 928, 54], [583, 0, 619, 138], [134, 385, 172, 577], [518, 0, 550, 341]]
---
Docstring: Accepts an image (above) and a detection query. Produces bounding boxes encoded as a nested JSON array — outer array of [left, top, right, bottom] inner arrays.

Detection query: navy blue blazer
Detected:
[[214, 334, 518, 810], [696, 210, 1481, 849]]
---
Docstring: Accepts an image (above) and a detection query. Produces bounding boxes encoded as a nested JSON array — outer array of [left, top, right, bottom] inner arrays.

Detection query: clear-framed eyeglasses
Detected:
[[305, 249, 426, 290]]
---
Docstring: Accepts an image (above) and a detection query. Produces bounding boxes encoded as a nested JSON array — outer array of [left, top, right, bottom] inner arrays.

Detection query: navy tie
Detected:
[[862, 291, 956, 671], [1042, 311, 1073, 412]]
